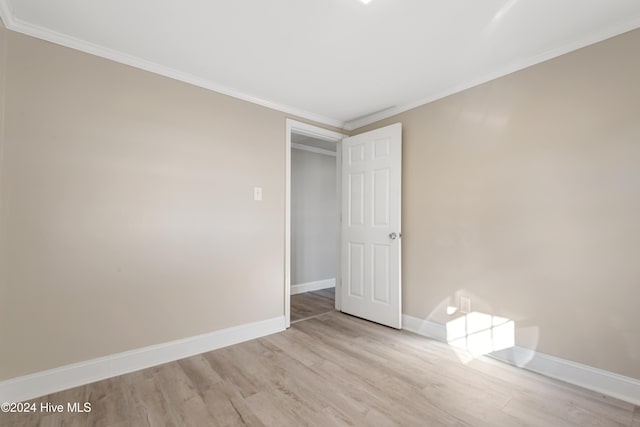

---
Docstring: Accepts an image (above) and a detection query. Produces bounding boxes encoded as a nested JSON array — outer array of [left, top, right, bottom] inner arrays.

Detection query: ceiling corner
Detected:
[[0, 0, 346, 131], [345, 12, 640, 133], [0, 0, 15, 28]]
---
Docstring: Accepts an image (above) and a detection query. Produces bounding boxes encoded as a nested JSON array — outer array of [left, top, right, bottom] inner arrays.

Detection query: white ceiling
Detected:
[[1, 0, 640, 130]]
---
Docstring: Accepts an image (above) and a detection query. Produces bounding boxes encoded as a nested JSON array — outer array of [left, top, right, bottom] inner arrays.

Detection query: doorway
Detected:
[[285, 120, 345, 327], [286, 120, 403, 329]]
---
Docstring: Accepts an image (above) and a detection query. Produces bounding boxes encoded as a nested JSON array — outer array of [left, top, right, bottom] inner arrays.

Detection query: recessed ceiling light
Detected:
[[360, 0, 372, 4]]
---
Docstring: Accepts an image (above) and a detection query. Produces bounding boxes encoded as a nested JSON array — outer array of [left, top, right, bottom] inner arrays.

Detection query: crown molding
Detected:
[[0, 0, 14, 28], [344, 15, 640, 131], [3, 1, 640, 141], [0, 0, 345, 129]]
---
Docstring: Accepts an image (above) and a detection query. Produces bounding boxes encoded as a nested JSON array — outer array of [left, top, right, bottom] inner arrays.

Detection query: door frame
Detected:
[[285, 119, 346, 328]]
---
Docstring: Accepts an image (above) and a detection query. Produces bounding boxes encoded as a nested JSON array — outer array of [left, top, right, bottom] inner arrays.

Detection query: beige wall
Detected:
[[0, 18, 7, 358], [2, 16, 639, 385], [354, 29, 640, 380], [0, 30, 299, 381], [291, 148, 337, 285]]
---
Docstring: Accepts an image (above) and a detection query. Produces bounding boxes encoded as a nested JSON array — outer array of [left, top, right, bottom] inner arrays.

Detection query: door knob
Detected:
[[389, 232, 397, 240]]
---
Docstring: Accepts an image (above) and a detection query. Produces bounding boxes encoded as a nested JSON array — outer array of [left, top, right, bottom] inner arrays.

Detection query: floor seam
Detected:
[[290, 310, 336, 324]]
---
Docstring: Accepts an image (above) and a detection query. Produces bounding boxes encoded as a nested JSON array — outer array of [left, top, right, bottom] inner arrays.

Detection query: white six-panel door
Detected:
[[341, 123, 402, 329]]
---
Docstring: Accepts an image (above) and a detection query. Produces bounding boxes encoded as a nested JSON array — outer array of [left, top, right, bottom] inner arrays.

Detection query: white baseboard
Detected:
[[401, 313, 447, 342], [291, 278, 335, 295], [402, 314, 640, 407], [0, 316, 285, 403], [489, 347, 640, 406]]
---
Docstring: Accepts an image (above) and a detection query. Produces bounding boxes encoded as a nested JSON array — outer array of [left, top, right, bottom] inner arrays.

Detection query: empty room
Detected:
[[1, 0, 639, 426]]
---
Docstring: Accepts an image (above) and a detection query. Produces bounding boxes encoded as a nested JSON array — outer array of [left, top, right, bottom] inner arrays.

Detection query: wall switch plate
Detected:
[[254, 187, 262, 201], [460, 296, 471, 314]]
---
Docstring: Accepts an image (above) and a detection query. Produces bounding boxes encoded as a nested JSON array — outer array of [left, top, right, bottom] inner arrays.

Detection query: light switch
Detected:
[[254, 187, 263, 201]]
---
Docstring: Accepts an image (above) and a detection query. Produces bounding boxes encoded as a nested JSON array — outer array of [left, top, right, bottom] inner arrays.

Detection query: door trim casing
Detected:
[[285, 119, 346, 328]]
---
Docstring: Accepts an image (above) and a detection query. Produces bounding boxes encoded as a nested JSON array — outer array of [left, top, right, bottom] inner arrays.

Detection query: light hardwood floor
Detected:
[[290, 288, 335, 323], [2, 311, 638, 426]]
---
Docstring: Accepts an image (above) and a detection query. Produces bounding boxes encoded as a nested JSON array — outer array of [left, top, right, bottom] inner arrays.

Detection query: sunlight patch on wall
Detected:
[[446, 312, 515, 357]]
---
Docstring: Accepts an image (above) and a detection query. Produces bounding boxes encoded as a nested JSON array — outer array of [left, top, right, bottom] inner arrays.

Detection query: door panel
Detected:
[[348, 242, 365, 297], [341, 123, 402, 329], [373, 168, 390, 226], [372, 244, 390, 303], [348, 173, 365, 226]]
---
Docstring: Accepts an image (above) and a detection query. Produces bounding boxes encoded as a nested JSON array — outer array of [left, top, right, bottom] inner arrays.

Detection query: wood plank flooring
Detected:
[[2, 311, 637, 427], [290, 288, 335, 323]]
